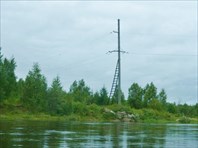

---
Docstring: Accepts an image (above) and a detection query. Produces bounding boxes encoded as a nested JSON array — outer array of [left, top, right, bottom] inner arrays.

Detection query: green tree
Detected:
[[0, 52, 6, 100], [100, 87, 109, 105], [148, 98, 163, 111], [69, 79, 92, 104], [0, 53, 17, 101], [60, 94, 73, 115], [177, 103, 193, 117], [96, 87, 109, 105], [16, 78, 25, 99], [93, 91, 100, 104], [167, 102, 177, 114], [47, 76, 64, 115], [0, 48, 2, 62], [0, 50, 4, 100], [128, 83, 143, 109], [143, 82, 157, 107], [22, 63, 47, 112], [158, 89, 167, 105], [193, 103, 198, 117]]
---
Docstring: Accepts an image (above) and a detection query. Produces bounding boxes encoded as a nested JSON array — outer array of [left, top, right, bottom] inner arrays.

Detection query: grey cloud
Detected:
[[1, 1, 197, 104]]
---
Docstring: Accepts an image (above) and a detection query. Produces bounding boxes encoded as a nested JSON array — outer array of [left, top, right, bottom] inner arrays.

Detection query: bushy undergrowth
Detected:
[[1, 99, 197, 124]]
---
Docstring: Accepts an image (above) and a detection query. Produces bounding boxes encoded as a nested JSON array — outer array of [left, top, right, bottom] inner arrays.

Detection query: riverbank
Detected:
[[1, 103, 197, 124], [1, 113, 197, 124]]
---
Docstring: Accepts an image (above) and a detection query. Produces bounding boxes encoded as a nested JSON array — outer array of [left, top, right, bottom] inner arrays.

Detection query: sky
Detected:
[[1, 1, 197, 104]]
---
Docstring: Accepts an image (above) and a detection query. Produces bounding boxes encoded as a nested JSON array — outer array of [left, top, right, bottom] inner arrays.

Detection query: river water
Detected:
[[0, 120, 197, 147]]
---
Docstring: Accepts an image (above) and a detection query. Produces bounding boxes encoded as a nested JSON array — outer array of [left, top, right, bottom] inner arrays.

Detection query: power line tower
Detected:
[[108, 19, 127, 104]]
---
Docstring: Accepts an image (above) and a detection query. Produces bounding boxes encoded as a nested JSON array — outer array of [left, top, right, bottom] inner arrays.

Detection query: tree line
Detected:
[[0, 50, 197, 117]]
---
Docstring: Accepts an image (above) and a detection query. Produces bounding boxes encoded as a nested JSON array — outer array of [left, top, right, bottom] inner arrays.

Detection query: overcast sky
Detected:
[[1, 1, 197, 104]]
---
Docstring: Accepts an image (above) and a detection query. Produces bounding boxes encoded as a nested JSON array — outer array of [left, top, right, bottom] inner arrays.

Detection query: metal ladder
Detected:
[[109, 60, 119, 98]]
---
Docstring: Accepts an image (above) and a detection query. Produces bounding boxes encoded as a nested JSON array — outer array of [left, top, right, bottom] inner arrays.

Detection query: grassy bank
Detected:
[[1, 101, 197, 124]]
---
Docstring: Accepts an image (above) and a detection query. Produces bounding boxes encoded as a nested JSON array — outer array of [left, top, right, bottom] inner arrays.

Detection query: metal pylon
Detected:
[[109, 60, 119, 99]]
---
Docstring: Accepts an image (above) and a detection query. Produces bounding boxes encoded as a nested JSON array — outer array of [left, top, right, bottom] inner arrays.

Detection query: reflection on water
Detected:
[[0, 120, 197, 147]]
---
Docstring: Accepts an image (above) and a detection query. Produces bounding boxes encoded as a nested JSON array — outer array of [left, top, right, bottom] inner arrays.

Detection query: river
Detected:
[[0, 120, 197, 147]]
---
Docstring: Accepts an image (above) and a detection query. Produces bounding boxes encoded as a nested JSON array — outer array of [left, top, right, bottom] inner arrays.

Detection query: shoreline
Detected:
[[1, 103, 197, 124], [1, 113, 197, 124]]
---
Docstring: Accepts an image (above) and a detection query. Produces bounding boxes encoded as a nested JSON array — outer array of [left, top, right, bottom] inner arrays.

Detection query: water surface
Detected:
[[0, 120, 197, 147]]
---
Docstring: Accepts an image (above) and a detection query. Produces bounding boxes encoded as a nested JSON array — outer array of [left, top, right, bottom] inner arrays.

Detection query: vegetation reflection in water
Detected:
[[0, 120, 197, 147]]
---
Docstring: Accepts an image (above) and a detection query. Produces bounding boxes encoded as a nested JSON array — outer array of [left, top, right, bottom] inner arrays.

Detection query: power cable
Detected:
[[128, 52, 197, 57]]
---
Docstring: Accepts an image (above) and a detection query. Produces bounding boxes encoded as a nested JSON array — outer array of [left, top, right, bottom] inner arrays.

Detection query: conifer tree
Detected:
[[0, 50, 17, 101], [47, 76, 64, 114], [128, 83, 143, 109], [22, 63, 47, 111]]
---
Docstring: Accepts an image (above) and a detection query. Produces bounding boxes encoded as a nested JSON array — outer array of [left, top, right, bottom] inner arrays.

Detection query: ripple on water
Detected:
[[45, 130, 75, 135], [10, 132, 24, 136]]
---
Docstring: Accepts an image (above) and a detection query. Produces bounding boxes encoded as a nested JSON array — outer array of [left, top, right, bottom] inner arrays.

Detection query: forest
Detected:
[[0, 50, 197, 122]]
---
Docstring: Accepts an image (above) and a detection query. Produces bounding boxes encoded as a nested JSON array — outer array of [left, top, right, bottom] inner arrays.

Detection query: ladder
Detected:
[[109, 60, 119, 98]]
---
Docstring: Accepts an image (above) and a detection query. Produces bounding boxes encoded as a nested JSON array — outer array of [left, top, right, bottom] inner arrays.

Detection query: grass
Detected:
[[0, 99, 197, 124]]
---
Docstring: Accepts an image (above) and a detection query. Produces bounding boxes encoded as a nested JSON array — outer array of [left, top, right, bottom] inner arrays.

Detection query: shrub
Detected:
[[178, 116, 190, 123]]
